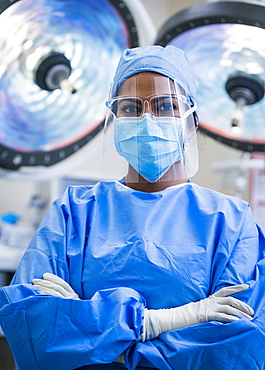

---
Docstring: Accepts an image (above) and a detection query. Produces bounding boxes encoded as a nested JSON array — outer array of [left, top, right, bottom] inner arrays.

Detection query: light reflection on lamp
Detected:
[[0, 0, 139, 170], [155, 1, 265, 152]]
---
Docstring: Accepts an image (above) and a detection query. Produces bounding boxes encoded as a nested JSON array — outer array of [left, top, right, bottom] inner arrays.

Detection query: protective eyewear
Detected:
[[107, 94, 192, 118]]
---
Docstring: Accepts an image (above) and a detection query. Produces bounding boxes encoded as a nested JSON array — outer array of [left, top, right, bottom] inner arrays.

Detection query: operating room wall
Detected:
[[0, 0, 250, 222]]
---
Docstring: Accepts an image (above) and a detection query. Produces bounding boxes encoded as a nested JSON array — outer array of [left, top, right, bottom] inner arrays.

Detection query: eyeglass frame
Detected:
[[106, 94, 193, 119]]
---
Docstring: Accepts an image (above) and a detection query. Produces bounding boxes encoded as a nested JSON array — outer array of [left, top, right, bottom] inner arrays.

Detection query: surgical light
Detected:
[[155, 1, 265, 152], [0, 0, 139, 170]]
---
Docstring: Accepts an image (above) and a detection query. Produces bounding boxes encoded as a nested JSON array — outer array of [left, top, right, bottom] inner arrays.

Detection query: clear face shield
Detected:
[[103, 73, 198, 184]]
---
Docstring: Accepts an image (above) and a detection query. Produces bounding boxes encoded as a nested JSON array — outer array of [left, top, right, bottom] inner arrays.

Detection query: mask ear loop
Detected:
[[182, 97, 198, 122], [172, 79, 198, 127], [181, 97, 199, 153], [187, 96, 199, 127]]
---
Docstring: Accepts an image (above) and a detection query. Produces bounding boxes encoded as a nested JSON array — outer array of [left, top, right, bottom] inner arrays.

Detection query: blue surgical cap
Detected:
[[110, 45, 196, 99]]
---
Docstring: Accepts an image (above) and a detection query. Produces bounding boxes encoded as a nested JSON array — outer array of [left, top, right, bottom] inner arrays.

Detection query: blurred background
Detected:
[[1, 0, 265, 367]]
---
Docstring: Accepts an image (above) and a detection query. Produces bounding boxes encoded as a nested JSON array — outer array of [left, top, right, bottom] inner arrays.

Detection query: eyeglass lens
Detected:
[[114, 96, 181, 118]]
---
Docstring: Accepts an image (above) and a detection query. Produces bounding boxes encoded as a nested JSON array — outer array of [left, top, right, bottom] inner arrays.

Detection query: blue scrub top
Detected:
[[0, 181, 265, 370]]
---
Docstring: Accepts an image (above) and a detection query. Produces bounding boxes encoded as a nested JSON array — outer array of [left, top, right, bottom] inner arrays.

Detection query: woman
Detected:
[[0, 46, 265, 370]]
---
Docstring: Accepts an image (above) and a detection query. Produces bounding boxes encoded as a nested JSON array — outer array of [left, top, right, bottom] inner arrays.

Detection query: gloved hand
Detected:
[[141, 284, 254, 342], [32, 273, 80, 300]]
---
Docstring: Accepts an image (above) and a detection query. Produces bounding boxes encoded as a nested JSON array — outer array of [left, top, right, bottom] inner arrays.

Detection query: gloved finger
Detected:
[[33, 276, 80, 299], [32, 278, 45, 285], [32, 278, 55, 290], [32, 278, 57, 287], [212, 284, 249, 298], [43, 273, 77, 294], [32, 278, 63, 291], [215, 296, 254, 316], [210, 312, 240, 323], [33, 285, 66, 298], [33, 283, 80, 299], [215, 304, 253, 321], [32, 280, 70, 297]]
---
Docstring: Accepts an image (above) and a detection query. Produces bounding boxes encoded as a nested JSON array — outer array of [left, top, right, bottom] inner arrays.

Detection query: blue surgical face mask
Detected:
[[114, 113, 184, 183]]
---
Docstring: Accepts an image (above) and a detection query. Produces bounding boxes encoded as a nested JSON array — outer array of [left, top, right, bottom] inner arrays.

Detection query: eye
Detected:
[[117, 98, 142, 117], [123, 104, 138, 114], [159, 102, 174, 112], [153, 96, 180, 117]]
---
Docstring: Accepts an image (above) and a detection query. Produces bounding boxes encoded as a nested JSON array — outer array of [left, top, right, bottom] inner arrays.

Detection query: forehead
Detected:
[[118, 72, 176, 97]]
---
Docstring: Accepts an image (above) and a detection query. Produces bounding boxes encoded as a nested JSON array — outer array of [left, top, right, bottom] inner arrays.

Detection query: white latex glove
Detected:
[[141, 284, 254, 342], [32, 273, 80, 300]]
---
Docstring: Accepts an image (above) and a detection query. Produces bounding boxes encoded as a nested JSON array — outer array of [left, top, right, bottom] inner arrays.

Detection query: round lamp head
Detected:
[[0, 0, 139, 170], [155, 1, 265, 152]]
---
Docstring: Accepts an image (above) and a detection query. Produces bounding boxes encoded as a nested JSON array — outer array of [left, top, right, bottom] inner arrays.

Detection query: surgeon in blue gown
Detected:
[[0, 45, 265, 370]]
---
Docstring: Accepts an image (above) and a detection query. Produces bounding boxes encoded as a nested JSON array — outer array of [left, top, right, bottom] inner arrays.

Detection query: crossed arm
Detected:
[[32, 272, 254, 342]]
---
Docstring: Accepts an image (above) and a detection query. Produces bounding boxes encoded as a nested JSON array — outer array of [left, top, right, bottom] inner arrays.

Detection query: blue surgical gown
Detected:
[[0, 181, 265, 370]]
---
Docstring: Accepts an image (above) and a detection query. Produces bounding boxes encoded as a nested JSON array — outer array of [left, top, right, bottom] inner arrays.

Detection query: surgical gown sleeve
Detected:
[[0, 187, 145, 370]]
